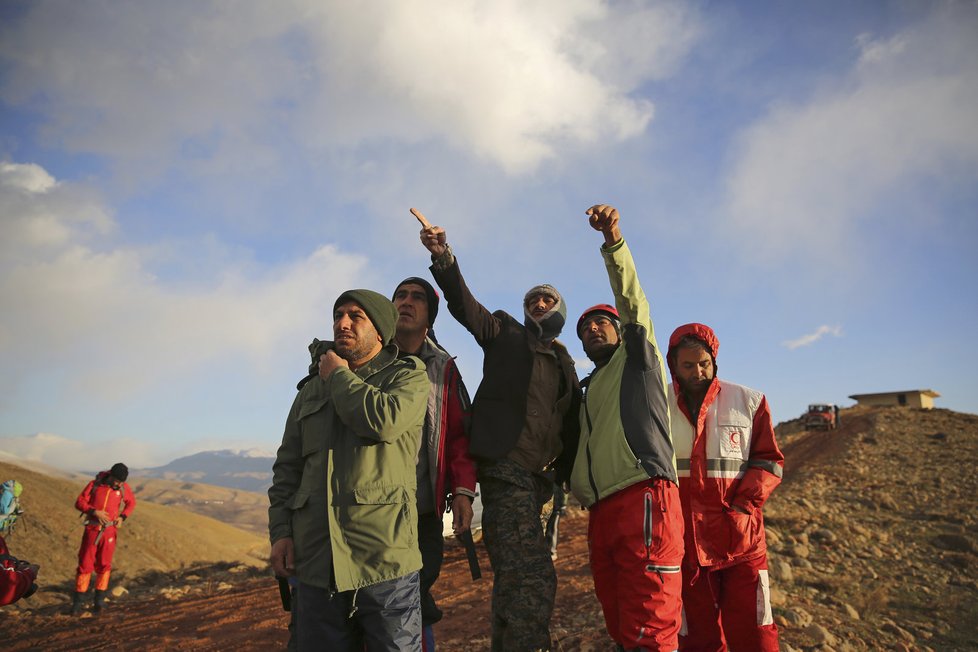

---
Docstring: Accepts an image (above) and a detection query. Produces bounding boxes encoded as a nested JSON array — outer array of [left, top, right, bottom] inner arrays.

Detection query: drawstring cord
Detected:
[[348, 588, 359, 619]]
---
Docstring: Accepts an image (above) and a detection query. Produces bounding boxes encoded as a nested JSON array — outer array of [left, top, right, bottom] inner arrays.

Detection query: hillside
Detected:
[[0, 460, 267, 608], [3, 405, 977, 650], [763, 405, 978, 650], [127, 477, 269, 536]]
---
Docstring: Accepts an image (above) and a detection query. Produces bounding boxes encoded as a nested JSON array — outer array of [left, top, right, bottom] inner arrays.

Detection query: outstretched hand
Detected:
[[412, 207, 449, 258], [586, 204, 622, 246]]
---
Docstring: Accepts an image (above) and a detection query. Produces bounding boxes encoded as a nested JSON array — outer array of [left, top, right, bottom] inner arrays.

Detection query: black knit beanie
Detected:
[[110, 463, 129, 482], [392, 277, 439, 328], [333, 289, 399, 346]]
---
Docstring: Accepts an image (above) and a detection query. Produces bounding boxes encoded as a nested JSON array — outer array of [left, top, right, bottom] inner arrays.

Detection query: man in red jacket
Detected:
[[666, 324, 782, 651], [71, 462, 136, 615], [392, 276, 477, 651]]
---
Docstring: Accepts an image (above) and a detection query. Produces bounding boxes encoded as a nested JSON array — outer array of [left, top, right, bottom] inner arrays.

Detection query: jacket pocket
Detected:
[[289, 491, 329, 565], [298, 396, 329, 421], [342, 485, 415, 550], [287, 492, 310, 510], [717, 409, 751, 460], [642, 479, 683, 564], [298, 398, 330, 457], [726, 508, 757, 557]]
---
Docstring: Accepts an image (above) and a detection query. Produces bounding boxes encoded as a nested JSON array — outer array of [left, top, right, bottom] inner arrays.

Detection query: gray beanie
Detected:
[[333, 289, 399, 346]]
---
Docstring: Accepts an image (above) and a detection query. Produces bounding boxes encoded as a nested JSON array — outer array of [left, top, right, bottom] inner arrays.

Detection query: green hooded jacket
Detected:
[[570, 239, 677, 508], [268, 339, 429, 591]]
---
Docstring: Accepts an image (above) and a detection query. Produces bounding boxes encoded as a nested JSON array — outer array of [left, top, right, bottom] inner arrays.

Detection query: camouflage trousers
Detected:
[[479, 460, 557, 652]]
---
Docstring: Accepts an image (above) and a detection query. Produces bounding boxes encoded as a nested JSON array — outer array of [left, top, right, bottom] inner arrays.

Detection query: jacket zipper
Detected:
[[582, 386, 599, 501], [644, 490, 653, 559]]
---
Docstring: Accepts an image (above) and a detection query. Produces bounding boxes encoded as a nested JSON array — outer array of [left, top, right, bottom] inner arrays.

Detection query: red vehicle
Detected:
[[804, 404, 839, 430]]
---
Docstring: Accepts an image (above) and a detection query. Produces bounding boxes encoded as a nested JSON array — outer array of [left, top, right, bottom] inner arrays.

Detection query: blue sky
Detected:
[[1, 1, 976, 471]]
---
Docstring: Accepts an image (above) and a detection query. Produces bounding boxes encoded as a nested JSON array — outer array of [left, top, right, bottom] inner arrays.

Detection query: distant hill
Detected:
[[0, 458, 268, 599], [135, 449, 275, 493], [127, 476, 270, 537]]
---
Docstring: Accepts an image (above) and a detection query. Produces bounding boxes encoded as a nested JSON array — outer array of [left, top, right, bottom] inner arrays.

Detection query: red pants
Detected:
[[75, 524, 118, 591], [588, 479, 684, 651], [679, 554, 779, 651]]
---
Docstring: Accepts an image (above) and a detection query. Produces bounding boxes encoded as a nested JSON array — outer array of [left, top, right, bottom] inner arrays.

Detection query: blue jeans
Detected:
[[296, 572, 422, 652]]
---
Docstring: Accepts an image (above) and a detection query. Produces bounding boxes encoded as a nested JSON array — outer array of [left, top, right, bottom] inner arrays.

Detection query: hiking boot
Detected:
[[93, 589, 107, 614], [70, 590, 86, 615]]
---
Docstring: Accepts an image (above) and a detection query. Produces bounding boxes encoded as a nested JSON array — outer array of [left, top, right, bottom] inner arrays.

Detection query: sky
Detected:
[[1, 0, 976, 472]]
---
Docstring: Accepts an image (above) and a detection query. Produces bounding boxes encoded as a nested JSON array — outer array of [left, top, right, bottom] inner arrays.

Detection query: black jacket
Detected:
[[430, 254, 581, 482]]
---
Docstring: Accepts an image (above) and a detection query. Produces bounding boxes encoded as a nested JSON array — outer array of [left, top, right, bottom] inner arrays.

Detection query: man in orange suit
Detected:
[[71, 462, 136, 615]]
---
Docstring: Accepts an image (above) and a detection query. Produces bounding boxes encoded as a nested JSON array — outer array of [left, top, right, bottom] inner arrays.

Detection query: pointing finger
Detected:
[[410, 207, 432, 229]]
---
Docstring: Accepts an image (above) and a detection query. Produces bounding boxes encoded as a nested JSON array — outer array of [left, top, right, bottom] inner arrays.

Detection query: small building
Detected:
[[848, 389, 940, 409]]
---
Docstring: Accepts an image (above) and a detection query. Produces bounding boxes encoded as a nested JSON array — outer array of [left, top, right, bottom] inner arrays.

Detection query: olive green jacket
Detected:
[[268, 341, 429, 591]]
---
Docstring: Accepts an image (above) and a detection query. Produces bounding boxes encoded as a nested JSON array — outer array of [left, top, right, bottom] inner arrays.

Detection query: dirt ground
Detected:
[[5, 405, 977, 650], [1, 510, 602, 651]]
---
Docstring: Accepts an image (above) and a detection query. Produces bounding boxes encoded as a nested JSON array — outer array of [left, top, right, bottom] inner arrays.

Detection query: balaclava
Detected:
[[523, 284, 566, 341]]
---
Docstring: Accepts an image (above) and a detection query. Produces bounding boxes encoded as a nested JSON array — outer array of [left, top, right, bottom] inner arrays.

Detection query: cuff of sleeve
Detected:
[[454, 487, 476, 500], [269, 530, 294, 545], [430, 245, 455, 272], [600, 238, 626, 254]]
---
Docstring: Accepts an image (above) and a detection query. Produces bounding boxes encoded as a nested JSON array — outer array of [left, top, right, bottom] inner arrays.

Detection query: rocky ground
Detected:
[[3, 405, 976, 650], [762, 406, 978, 651]]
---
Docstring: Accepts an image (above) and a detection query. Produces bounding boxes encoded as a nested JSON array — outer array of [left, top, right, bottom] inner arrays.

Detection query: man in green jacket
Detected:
[[268, 289, 430, 651], [571, 205, 684, 652]]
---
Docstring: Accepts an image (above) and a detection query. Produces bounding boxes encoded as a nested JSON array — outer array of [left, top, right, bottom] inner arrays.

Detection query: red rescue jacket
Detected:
[[0, 535, 36, 605], [75, 472, 136, 525], [667, 323, 784, 570]]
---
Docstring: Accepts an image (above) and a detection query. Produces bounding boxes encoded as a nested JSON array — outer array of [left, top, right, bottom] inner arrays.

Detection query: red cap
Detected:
[[576, 304, 620, 339]]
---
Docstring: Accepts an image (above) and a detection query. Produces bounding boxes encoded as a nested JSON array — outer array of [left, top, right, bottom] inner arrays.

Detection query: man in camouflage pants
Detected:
[[417, 209, 581, 650]]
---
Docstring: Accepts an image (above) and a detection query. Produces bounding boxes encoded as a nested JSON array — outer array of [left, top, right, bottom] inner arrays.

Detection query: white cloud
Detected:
[[0, 162, 56, 193], [782, 325, 843, 351], [0, 1, 700, 176], [0, 162, 369, 403], [0, 432, 160, 472], [574, 356, 595, 377], [723, 4, 978, 259]]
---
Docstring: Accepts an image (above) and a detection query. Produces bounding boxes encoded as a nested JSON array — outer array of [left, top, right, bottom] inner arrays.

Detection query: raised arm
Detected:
[[586, 204, 652, 339], [411, 207, 502, 345]]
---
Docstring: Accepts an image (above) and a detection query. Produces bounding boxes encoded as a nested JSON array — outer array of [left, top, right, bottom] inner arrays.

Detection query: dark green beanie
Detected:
[[333, 289, 399, 346]]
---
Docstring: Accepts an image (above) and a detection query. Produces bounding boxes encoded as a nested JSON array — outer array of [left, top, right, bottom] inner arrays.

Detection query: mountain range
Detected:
[[134, 449, 275, 493]]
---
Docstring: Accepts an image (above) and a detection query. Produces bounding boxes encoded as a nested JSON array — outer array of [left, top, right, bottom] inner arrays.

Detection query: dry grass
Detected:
[[0, 460, 267, 588]]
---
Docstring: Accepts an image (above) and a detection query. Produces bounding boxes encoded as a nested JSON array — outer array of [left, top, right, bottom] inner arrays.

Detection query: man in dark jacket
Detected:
[[268, 289, 430, 651], [414, 208, 581, 651]]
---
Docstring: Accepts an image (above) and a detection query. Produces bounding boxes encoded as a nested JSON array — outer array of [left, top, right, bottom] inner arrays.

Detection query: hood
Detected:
[[666, 322, 719, 379], [523, 284, 566, 341]]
